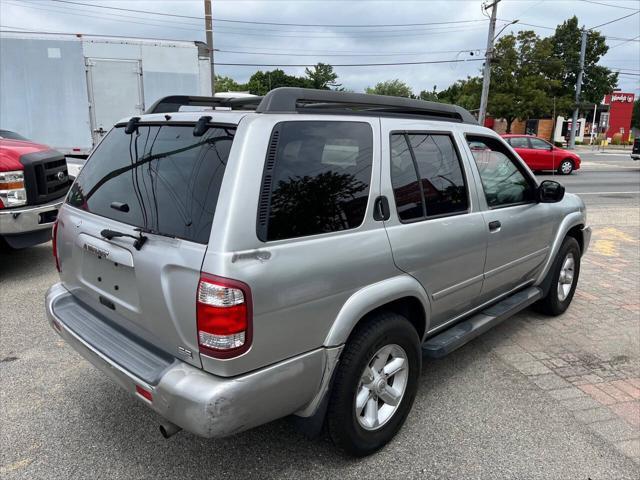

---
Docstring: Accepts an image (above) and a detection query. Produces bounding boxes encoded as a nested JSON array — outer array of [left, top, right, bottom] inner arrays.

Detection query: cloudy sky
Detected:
[[1, 0, 638, 95]]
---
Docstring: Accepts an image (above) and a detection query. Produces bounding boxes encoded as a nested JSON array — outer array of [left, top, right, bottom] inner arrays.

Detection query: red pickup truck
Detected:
[[0, 130, 72, 248]]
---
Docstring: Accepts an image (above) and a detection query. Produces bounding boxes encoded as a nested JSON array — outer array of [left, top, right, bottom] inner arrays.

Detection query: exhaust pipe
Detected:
[[159, 420, 182, 439]]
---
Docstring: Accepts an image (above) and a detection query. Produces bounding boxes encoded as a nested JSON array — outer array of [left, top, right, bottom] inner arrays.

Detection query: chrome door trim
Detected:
[[483, 246, 549, 279], [432, 273, 485, 301]]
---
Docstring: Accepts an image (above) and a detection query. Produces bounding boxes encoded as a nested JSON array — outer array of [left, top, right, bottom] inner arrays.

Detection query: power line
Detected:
[[5, 1, 495, 38], [497, 17, 640, 42], [15, 0, 492, 35], [217, 48, 482, 57], [215, 58, 485, 67], [216, 43, 484, 56], [2, 1, 209, 32], [608, 35, 640, 50], [47, 0, 489, 28], [210, 25, 492, 39], [499, 19, 554, 30], [589, 10, 640, 30], [580, 0, 640, 11]]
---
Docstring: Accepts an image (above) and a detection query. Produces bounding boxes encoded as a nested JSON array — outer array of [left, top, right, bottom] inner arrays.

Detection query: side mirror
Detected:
[[538, 180, 565, 203], [549, 145, 554, 151]]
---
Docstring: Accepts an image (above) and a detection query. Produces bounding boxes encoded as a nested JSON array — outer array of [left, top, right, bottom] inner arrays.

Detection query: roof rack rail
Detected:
[[255, 87, 477, 124], [145, 89, 478, 125], [145, 95, 262, 114]]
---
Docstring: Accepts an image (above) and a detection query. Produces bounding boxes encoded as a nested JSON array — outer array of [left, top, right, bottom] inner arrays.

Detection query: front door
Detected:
[[464, 134, 558, 303], [381, 120, 487, 328], [529, 136, 557, 171], [86, 58, 144, 145]]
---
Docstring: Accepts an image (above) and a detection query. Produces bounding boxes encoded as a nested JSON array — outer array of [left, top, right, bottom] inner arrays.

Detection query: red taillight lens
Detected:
[[135, 385, 153, 402], [196, 274, 252, 358], [52, 219, 60, 272]]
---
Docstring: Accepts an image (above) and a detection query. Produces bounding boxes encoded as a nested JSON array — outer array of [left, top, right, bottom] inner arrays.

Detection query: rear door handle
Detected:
[[488, 220, 501, 232], [373, 196, 390, 221]]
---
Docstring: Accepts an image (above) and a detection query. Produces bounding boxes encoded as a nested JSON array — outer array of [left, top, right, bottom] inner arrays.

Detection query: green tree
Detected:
[[214, 75, 248, 92], [418, 85, 439, 101], [365, 79, 413, 97], [246, 69, 310, 95], [488, 31, 557, 132], [437, 77, 482, 111], [548, 16, 618, 112], [305, 63, 340, 90], [433, 16, 619, 127]]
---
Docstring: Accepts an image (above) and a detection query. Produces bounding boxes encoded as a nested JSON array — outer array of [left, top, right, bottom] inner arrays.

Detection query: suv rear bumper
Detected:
[[45, 283, 329, 438]]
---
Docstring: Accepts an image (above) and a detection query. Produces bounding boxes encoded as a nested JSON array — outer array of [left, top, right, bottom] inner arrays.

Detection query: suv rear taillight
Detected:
[[52, 219, 60, 272], [196, 274, 252, 358]]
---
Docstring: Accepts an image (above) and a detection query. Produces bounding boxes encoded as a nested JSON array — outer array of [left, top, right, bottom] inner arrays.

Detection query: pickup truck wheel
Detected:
[[327, 312, 421, 456], [534, 236, 581, 316], [558, 159, 574, 175]]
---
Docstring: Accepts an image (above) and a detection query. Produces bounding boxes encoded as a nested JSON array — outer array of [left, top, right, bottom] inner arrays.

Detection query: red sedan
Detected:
[[502, 134, 581, 175]]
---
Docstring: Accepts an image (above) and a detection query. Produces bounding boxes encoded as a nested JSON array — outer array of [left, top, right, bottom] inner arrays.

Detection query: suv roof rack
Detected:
[[146, 88, 477, 124], [145, 95, 262, 114], [257, 87, 478, 124]]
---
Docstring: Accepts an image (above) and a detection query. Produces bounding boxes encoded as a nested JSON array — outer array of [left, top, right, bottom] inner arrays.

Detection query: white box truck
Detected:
[[0, 31, 213, 173]]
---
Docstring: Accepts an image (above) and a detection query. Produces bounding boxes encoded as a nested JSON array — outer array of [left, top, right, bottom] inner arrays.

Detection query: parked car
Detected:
[[632, 138, 640, 161], [0, 132, 72, 248], [502, 134, 581, 174], [46, 89, 591, 456]]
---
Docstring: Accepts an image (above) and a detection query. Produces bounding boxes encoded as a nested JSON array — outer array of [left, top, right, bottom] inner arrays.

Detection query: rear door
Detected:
[[86, 58, 144, 145], [381, 119, 487, 328], [56, 122, 235, 367]]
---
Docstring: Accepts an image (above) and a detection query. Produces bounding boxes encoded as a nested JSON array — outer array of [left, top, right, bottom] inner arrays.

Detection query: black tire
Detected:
[[534, 236, 581, 316], [0, 237, 15, 253], [327, 312, 421, 457], [557, 158, 574, 175]]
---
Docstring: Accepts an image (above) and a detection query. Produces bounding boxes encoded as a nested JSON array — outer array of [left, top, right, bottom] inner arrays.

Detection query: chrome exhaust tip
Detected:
[[159, 420, 182, 439]]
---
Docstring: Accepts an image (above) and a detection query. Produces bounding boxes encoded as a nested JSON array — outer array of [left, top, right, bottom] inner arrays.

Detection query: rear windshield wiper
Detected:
[[134, 227, 176, 240], [101, 229, 148, 251]]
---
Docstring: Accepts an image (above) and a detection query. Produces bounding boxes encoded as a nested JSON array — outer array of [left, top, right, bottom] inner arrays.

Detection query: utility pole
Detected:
[[478, 0, 499, 126], [569, 27, 587, 149], [204, 0, 215, 94]]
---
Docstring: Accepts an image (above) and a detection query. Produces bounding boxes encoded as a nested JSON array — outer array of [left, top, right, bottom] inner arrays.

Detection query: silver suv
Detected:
[[46, 88, 591, 456]]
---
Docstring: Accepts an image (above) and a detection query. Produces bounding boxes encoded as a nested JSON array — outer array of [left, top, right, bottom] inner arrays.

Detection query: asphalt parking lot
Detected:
[[1, 152, 638, 479]]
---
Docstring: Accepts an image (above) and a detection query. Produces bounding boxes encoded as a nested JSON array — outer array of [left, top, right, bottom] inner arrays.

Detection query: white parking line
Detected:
[[574, 191, 640, 195]]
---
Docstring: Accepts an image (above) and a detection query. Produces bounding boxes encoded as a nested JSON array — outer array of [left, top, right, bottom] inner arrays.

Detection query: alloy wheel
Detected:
[[354, 344, 409, 431], [557, 252, 575, 301]]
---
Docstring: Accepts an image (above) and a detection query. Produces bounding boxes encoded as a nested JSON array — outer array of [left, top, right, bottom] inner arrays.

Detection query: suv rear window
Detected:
[[66, 124, 234, 244], [257, 121, 373, 241]]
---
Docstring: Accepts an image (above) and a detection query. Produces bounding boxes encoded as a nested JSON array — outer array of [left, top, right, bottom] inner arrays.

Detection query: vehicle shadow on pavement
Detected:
[[56, 341, 505, 477], [0, 243, 53, 281]]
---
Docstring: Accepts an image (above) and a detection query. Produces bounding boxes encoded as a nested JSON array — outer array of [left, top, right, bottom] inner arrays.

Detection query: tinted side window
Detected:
[[390, 133, 468, 221], [67, 125, 233, 244], [390, 134, 425, 221], [466, 135, 535, 208], [258, 121, 373, 241], [409, 134, 468, 217], [530, 138, 551, 150], [508, 136, 530, 148]]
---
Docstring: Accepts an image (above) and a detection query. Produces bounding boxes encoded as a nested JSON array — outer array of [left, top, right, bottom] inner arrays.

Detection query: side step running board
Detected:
[[422, 287, 542, 358]]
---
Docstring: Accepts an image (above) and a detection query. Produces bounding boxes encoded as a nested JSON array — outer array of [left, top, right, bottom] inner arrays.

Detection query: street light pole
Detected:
[[478, 0, 500, 126], [204, 0, 215, 94], [568, 28, 587, 149]]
